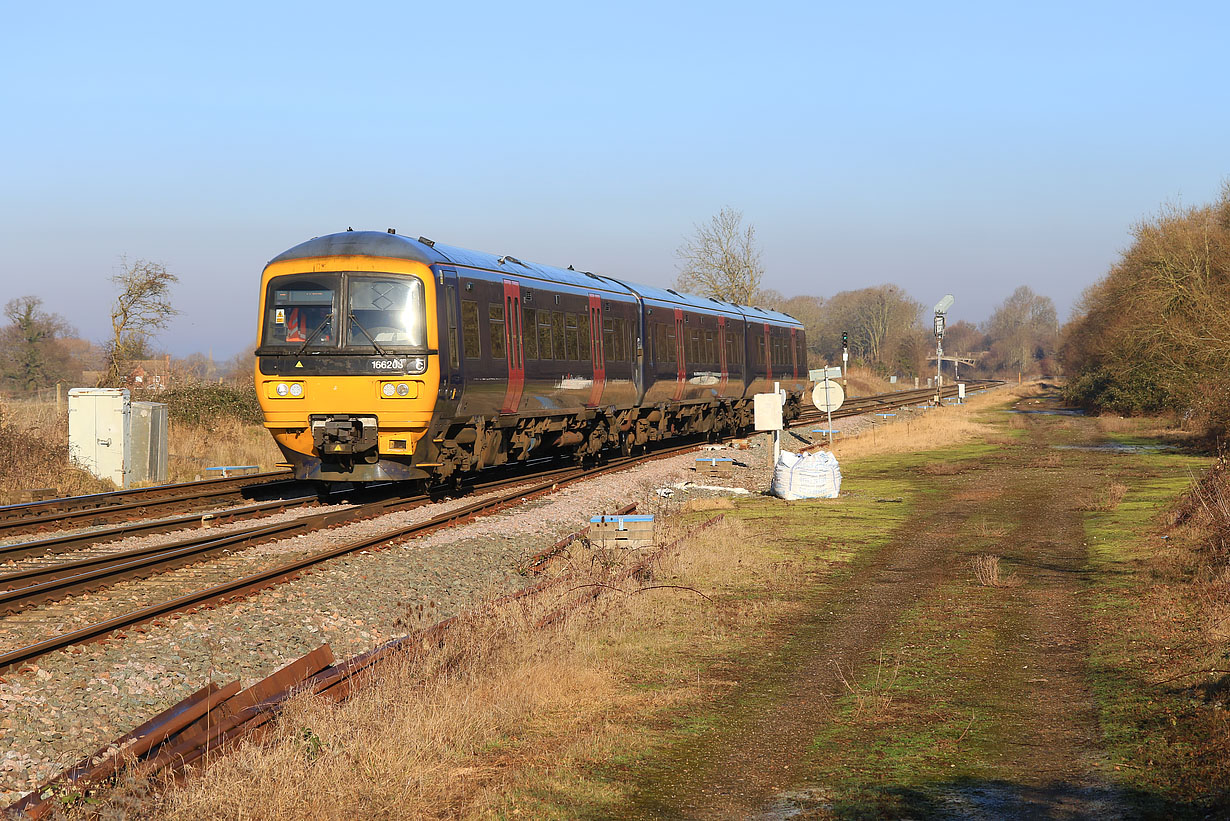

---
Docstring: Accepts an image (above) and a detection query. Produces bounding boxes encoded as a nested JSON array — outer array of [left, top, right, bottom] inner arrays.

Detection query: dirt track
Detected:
[[615, 391, 1138, 819]]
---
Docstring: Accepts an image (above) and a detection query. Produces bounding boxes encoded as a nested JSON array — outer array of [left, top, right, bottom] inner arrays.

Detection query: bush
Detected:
[[1062, 366, 1172, 416], [156, 383, 264, 429]]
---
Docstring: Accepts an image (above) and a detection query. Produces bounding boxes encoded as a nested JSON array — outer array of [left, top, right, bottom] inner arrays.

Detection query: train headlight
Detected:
[[396, 382, 410, 397], [275, 383, 289, 397], [382, 383, 396, 397], [288, 383, 303, 397]]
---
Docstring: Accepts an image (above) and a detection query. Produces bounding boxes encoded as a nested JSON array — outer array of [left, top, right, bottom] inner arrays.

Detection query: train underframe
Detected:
[[418, 394, 802, 481], [279, 394, 803, 485]]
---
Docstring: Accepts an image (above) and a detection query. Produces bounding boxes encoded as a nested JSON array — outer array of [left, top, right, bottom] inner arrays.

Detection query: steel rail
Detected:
[[0, 477, 309, 539], [0, 463, 589, 616], [0, 494, 324, 563], [0, 470, 291, 524]]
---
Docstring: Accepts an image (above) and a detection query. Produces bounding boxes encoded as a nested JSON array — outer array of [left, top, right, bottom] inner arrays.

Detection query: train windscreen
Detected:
[[345, 276, 427, 349], [262, 276, 337, 349]]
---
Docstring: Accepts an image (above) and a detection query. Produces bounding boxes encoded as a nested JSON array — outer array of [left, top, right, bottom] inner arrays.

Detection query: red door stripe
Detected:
[[673, 309, 686, 401], [500, 280, 524, 414], [587, 294, 605, 407]]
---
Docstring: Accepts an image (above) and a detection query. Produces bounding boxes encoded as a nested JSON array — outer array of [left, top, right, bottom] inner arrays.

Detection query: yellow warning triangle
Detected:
[[295, 361, 304, 368]]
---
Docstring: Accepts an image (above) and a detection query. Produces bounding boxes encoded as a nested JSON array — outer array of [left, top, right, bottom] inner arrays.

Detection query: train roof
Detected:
[[269, 231, 803, 328]]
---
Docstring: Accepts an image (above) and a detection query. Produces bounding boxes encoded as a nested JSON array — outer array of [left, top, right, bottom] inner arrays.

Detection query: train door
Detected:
[[438, 269, 461, 398], [586, 294, 605, 406], [501, 280, 524, 414], [790, 327, 799, 380], [717, 315, 729, 395]]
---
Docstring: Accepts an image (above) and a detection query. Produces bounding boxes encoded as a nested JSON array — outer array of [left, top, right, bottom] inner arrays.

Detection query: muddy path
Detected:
[[610, 391, 1157, 819]]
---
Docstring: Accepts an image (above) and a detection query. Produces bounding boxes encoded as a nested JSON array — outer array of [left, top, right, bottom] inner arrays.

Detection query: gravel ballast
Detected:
[[0, 401, 951, 805]]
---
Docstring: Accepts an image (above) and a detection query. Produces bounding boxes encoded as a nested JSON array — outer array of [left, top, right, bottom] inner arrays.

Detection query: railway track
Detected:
[[2, 379, 1006, 817], [0, 380, 998, 675], [0, 471, 302, 539]]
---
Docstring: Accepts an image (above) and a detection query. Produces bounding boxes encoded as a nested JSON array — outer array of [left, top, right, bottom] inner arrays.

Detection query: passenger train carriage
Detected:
[[256, 230, 807, 483]]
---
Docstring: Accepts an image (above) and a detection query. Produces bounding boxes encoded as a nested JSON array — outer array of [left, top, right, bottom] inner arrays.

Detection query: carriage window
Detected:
[[522, 306, 538, 359], [704, 330, 715, 363], [552, 311, 566, 360], [565, 313, 579, 360], [489, 304, 506, 359], [667, 326, 677, 364], [655, 324, 670, 365], [577, 311, 590, 360], [345, 276, 426, 348], [461, 301, 480, 359], [537, 309, 553, 359], [602, 319, 616, 363], [262, 275, 337, 349], [756, 333, 765, 365]]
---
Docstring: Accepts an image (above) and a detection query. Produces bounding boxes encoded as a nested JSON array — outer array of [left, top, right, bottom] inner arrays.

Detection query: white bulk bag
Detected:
[[772, 450, 842, 500]]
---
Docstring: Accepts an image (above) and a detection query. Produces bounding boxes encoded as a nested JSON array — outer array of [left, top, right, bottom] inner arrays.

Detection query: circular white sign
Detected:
[[811, 379, 845, 413]]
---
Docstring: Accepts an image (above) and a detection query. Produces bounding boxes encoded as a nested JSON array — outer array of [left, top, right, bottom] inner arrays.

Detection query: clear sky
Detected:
[[2, 1, 1227, 358]]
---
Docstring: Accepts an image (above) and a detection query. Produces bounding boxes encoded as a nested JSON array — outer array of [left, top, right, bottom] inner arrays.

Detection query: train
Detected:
[[254, 230, 808, 484]]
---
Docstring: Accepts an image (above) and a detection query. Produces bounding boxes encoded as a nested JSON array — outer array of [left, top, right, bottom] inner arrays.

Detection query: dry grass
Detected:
[[121, 517, 794, 820], [0, 398, 282, 492], [842, 366, 897, 398], [1082, 481, 1129, 512], [681, 497, 736, 512], [973, 554, 1008, 587], [166, 421, 282, 482], [830, 386, 1026, 461], [834, 652, 900, 720], [0, 399, 113, 497]]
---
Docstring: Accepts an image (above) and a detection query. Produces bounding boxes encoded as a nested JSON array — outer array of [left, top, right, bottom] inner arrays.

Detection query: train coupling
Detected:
[[310, 414, 379, 456]]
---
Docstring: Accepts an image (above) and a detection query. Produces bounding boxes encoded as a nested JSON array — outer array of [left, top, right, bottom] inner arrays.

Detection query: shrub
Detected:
[[156, 383, 263, 429]]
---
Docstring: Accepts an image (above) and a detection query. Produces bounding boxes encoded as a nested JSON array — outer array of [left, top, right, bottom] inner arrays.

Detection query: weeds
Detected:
[[972, 554, 1004, 587], [834, 652, 900, 720], [1083, 481, 1129, 512]]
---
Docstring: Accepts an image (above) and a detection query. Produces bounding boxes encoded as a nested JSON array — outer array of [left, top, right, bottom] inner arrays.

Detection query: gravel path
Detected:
[[0, 404, 933, 805]]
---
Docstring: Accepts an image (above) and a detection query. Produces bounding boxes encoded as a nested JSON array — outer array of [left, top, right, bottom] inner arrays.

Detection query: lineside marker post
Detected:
[[753, 392, 784, 475]]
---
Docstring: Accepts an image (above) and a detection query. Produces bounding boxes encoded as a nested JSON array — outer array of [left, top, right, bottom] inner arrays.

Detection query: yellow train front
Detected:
[[255, 231, 442, 482]]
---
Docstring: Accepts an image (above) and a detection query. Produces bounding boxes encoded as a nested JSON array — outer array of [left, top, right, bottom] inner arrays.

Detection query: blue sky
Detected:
[[1, 1, 1227, 357]]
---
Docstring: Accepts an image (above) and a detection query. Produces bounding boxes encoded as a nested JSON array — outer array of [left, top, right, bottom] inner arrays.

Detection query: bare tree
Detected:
[[984, 286, 1057, 374], [675, 207, 765, 304], [103, 258, 179, 386]]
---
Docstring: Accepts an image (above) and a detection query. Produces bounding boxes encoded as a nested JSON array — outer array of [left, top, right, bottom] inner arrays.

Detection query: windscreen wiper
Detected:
[[349, 313, 390, 356], [293, 312, 333, 357]]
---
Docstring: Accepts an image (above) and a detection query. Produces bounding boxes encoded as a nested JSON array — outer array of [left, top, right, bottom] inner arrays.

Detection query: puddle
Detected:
[[1009, 408, 1086, 416], [1051, 443, 1175, 454]]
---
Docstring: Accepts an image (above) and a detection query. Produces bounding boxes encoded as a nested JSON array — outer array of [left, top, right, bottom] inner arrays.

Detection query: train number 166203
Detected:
[[371, 359, 405, 370]]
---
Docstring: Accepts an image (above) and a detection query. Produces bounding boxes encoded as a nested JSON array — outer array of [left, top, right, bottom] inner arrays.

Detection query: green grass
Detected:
[[1081, 449, 1228, 816]]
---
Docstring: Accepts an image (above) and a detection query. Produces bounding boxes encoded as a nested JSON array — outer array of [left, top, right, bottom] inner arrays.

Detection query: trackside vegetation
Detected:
[[1063, 182, 1230, 441]]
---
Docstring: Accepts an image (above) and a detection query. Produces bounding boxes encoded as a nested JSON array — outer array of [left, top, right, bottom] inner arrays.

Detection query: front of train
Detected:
[[255, 231, 441, 483]]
